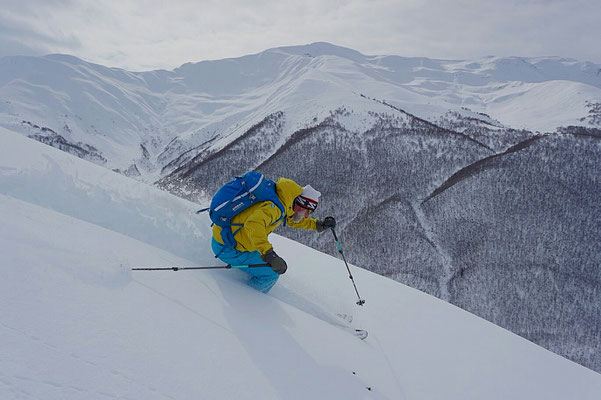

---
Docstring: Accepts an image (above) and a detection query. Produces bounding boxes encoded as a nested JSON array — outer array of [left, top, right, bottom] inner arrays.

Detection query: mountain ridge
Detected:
[[2, 42, 600, 180]]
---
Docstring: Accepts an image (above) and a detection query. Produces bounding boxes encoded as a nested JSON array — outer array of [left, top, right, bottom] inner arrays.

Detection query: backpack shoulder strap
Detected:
[[270, 183, 286, 226]]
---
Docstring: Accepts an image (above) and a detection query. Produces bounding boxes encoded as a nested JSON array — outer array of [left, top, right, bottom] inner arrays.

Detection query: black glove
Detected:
[[316, 216, 336, 232], [261, 249, 287, 274]]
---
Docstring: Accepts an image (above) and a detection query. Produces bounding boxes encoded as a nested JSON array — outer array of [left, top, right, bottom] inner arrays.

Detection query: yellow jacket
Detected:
[[212, 177, 317, 254]]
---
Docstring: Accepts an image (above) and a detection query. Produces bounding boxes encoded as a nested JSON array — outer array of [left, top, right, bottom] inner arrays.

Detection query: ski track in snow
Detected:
[[369, 334, 407, 400]]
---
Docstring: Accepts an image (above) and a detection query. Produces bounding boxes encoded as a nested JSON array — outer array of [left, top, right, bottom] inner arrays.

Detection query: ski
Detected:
[[353, 329, 368, 340], [335, 314, 367, 340]]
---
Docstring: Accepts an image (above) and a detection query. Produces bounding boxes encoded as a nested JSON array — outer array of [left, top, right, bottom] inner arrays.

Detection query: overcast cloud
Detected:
[[1, 0, 599, 71]]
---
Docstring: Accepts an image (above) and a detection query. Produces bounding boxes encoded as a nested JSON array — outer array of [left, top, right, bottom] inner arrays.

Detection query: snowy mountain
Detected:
[[2, 42, 601, 373], [1, 42, 600, 179], [2, 128, 601, 400]]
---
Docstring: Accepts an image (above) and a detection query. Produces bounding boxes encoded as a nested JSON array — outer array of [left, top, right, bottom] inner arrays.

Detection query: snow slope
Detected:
[[2, 127, 601, 400]]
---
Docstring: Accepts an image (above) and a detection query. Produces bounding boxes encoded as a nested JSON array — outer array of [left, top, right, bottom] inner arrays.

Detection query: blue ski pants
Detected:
[[211, 238, 279, 293]]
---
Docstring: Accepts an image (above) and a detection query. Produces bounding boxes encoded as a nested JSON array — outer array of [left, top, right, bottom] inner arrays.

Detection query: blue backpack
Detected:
[[201, 171, 286, 250]]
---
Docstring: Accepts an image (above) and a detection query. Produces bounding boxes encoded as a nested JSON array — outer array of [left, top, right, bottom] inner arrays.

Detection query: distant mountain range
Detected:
[[1, 42, 600, 372], [1, 42, 600, 179]]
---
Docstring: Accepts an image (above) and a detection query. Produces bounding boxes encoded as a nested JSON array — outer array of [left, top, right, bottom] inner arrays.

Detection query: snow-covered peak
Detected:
[[440, 55, 601, 87], [267, 41, 368, 61], [1, 43, 601, 179]]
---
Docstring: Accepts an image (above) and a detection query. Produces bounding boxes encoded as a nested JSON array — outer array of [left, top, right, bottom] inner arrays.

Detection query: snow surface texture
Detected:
[[2, 129, 601, 399]]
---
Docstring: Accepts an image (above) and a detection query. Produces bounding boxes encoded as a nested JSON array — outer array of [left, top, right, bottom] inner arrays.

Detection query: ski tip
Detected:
[[354, 329, 368, 340]]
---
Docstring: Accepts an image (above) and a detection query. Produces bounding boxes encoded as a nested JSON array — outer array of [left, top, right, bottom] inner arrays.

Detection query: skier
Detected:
[[211, 177, 336, 293]]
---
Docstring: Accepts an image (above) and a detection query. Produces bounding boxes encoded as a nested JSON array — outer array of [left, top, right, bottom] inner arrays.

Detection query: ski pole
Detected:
[[330, 228, 366, 306], [131, 263, 269, 271]]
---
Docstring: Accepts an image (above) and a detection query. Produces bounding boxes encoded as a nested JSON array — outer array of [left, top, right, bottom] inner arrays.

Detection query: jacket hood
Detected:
[[275, 177, 303, 216]]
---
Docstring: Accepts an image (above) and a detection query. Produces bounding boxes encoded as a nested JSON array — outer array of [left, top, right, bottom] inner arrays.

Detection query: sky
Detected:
[[1, 0, 600, 71]]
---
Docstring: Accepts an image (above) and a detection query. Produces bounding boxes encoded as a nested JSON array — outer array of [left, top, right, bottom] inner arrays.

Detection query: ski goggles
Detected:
[[293, 195, 318, 214]]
